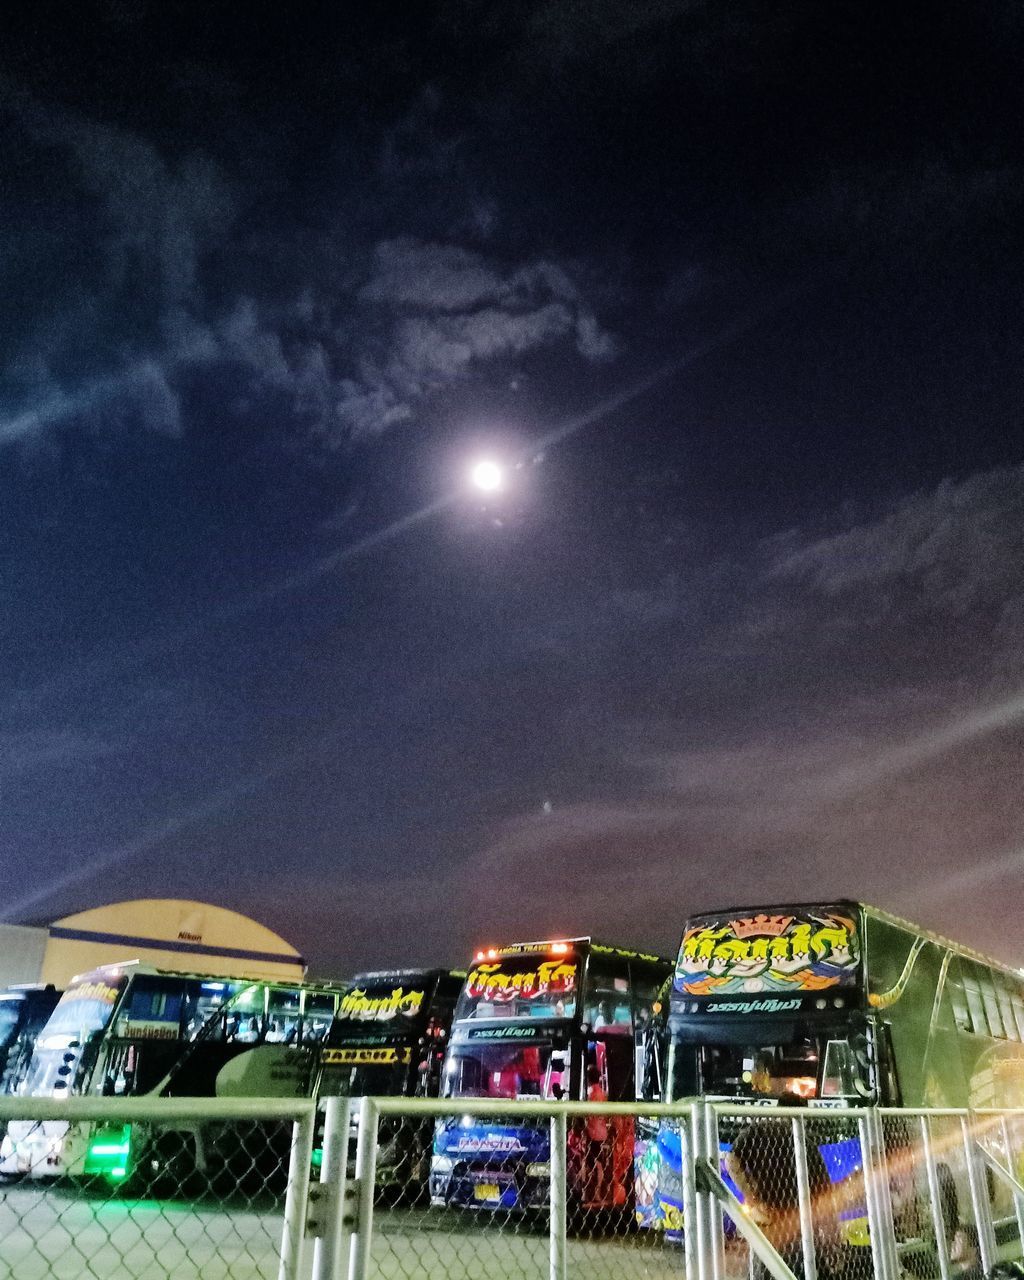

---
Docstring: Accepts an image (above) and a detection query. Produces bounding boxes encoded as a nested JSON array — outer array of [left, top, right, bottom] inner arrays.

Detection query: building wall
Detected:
[[0, 924, 48, 988], [40, 899, 305, 987]]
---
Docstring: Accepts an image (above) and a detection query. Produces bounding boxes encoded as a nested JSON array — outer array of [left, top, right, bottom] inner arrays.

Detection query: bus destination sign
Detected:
[[676, 906, 860, 1000]]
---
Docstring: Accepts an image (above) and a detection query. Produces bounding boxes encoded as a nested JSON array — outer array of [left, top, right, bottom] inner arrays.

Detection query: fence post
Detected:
[[858, 1112, 890, 1280], [962, 1113, 996, 1275], [703, 1103, 725, 1280], [312, 1097, 351, 1280], [869, 1110, 901, 1280], [790, 1115, 818, 1280], [691, 1100, 716, 1280], [1000, 1115, 1024, 1253], [919, 1115, 952, 1280], [550, 1111, 568, 1280], [348, 1097, 379, 1280], [278, 1107, 317, 1280], [680, 1106, 699, 1280]]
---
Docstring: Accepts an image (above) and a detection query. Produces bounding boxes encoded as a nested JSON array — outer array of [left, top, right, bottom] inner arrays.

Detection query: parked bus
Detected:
[[0, 961, 345, 1185], [647, 901, 1024, 1243], [430, 937, 671, 1214], [315, 968, 464, 1195], [0, 985, 60, 1097]]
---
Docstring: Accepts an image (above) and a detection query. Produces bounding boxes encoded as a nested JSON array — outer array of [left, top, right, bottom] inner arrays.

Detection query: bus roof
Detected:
[[350, 968, 467, 984], [861, 901, 1023, 982], [470, 937, 670, 965], [67, 959, 350, 992]]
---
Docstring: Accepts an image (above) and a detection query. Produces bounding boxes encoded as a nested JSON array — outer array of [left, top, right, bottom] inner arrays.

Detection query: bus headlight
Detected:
[[431, 1155, 453, 1174], [526, 1162, 550, 1177]]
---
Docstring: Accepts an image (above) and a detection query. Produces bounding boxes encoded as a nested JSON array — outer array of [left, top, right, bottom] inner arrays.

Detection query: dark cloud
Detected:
[[1, 76, 615, 452]]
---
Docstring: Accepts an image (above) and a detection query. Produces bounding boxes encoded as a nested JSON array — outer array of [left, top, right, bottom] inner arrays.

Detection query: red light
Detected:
[[486, 949, 497, 959], [475, 951, 485, 961], [551, 942, 569, 955]]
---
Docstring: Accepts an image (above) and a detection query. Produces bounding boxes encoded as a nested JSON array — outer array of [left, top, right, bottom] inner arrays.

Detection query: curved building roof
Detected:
[[41, 898, 305, 986]]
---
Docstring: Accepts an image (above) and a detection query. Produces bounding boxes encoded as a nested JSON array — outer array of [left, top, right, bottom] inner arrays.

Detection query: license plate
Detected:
[[474, 1183, 501, 1202]]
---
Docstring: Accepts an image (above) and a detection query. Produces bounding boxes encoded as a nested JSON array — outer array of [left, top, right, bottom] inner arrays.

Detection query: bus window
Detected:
[[821, 1039, 858, 1097], [689, 1033, 868, 1102], [226, 986, 266, 1042], [229, 1013, 264, 1044], [1011, 991, 1024, 1042], [980, 973, 1006, 1040], [584, 961, 632, 1032], [302, 994, 335, 1043], [114, 977, 186, 1039], [963, 968, 990, 1038], [0, 998, 23, 1054], [948, 965, 971, 1034], [996, 977, 1019, 1043], [266, 989, 301, 1042], [629, 970, 662, 1017], [441, 1040, 560, 1100], [183, 981, 236, 1039]]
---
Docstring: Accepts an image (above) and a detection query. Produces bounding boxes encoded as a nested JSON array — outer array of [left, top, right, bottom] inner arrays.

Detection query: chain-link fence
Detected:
[[4, 1097, 1024, 1280], [347, 1096, 693, 1280], [0, 1095, 317, 1280], [707, 1104, 1024, 1280]]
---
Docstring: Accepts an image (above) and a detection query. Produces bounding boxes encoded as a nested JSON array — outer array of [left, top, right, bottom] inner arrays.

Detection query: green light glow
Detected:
[[311, 1147, 323, 1168], [85, 1124, 133, 1179]]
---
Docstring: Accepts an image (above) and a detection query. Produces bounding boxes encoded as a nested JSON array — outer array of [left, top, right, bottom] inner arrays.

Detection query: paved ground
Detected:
[[0, 1185, 694, 1280]]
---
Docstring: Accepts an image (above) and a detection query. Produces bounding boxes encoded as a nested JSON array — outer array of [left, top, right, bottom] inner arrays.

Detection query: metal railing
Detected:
[[3, 1096, 1023, 1280], [0, 1094, 315, 1280]]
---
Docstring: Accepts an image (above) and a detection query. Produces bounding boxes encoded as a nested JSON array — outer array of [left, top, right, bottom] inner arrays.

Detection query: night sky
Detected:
[[2, 1, 1022, 974]]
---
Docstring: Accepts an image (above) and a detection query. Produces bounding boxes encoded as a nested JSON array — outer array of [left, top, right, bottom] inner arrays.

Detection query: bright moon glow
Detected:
[[470, 458, 504, 492]]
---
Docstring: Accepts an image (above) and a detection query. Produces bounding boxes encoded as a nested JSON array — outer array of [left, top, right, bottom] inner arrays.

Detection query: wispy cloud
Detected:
[[0, 84, 615, 452]]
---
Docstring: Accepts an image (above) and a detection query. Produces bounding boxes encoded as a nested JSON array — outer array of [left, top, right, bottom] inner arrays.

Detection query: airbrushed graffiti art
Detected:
[[676, 906, 860, 997]]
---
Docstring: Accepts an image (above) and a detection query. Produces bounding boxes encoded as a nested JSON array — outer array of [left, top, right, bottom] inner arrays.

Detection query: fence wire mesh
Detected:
[[0, 1103, 307, 1280], [5, 1098, 1024, 1280], [351, 1104, 693, 1280]]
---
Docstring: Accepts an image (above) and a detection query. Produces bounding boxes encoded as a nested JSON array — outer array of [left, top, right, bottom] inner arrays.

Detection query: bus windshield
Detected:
[[442, 1039, 567, 1100], [454, 953, 578, 1022], [668, 1028, 867, 1102], [23, 971, 126, 1096]]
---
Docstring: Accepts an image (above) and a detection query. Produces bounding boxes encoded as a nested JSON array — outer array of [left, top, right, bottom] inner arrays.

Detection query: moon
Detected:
[[469, 458, 504, 493]]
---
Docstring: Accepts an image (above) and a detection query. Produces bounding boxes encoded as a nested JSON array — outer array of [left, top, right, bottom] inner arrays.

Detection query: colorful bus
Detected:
[[0, 985, 60, 1098], [0, 961, 345, 1184], [647, 901, 1024, 1240], [430, 937, 671, 1214], [315, 968, 464, 1195]]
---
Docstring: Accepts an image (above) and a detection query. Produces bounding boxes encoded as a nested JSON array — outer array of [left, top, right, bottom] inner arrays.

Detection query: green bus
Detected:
[[667, 901, 1024, 1110], [0, 961, 346, 1186], [646, 900, 1024, 1251]]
